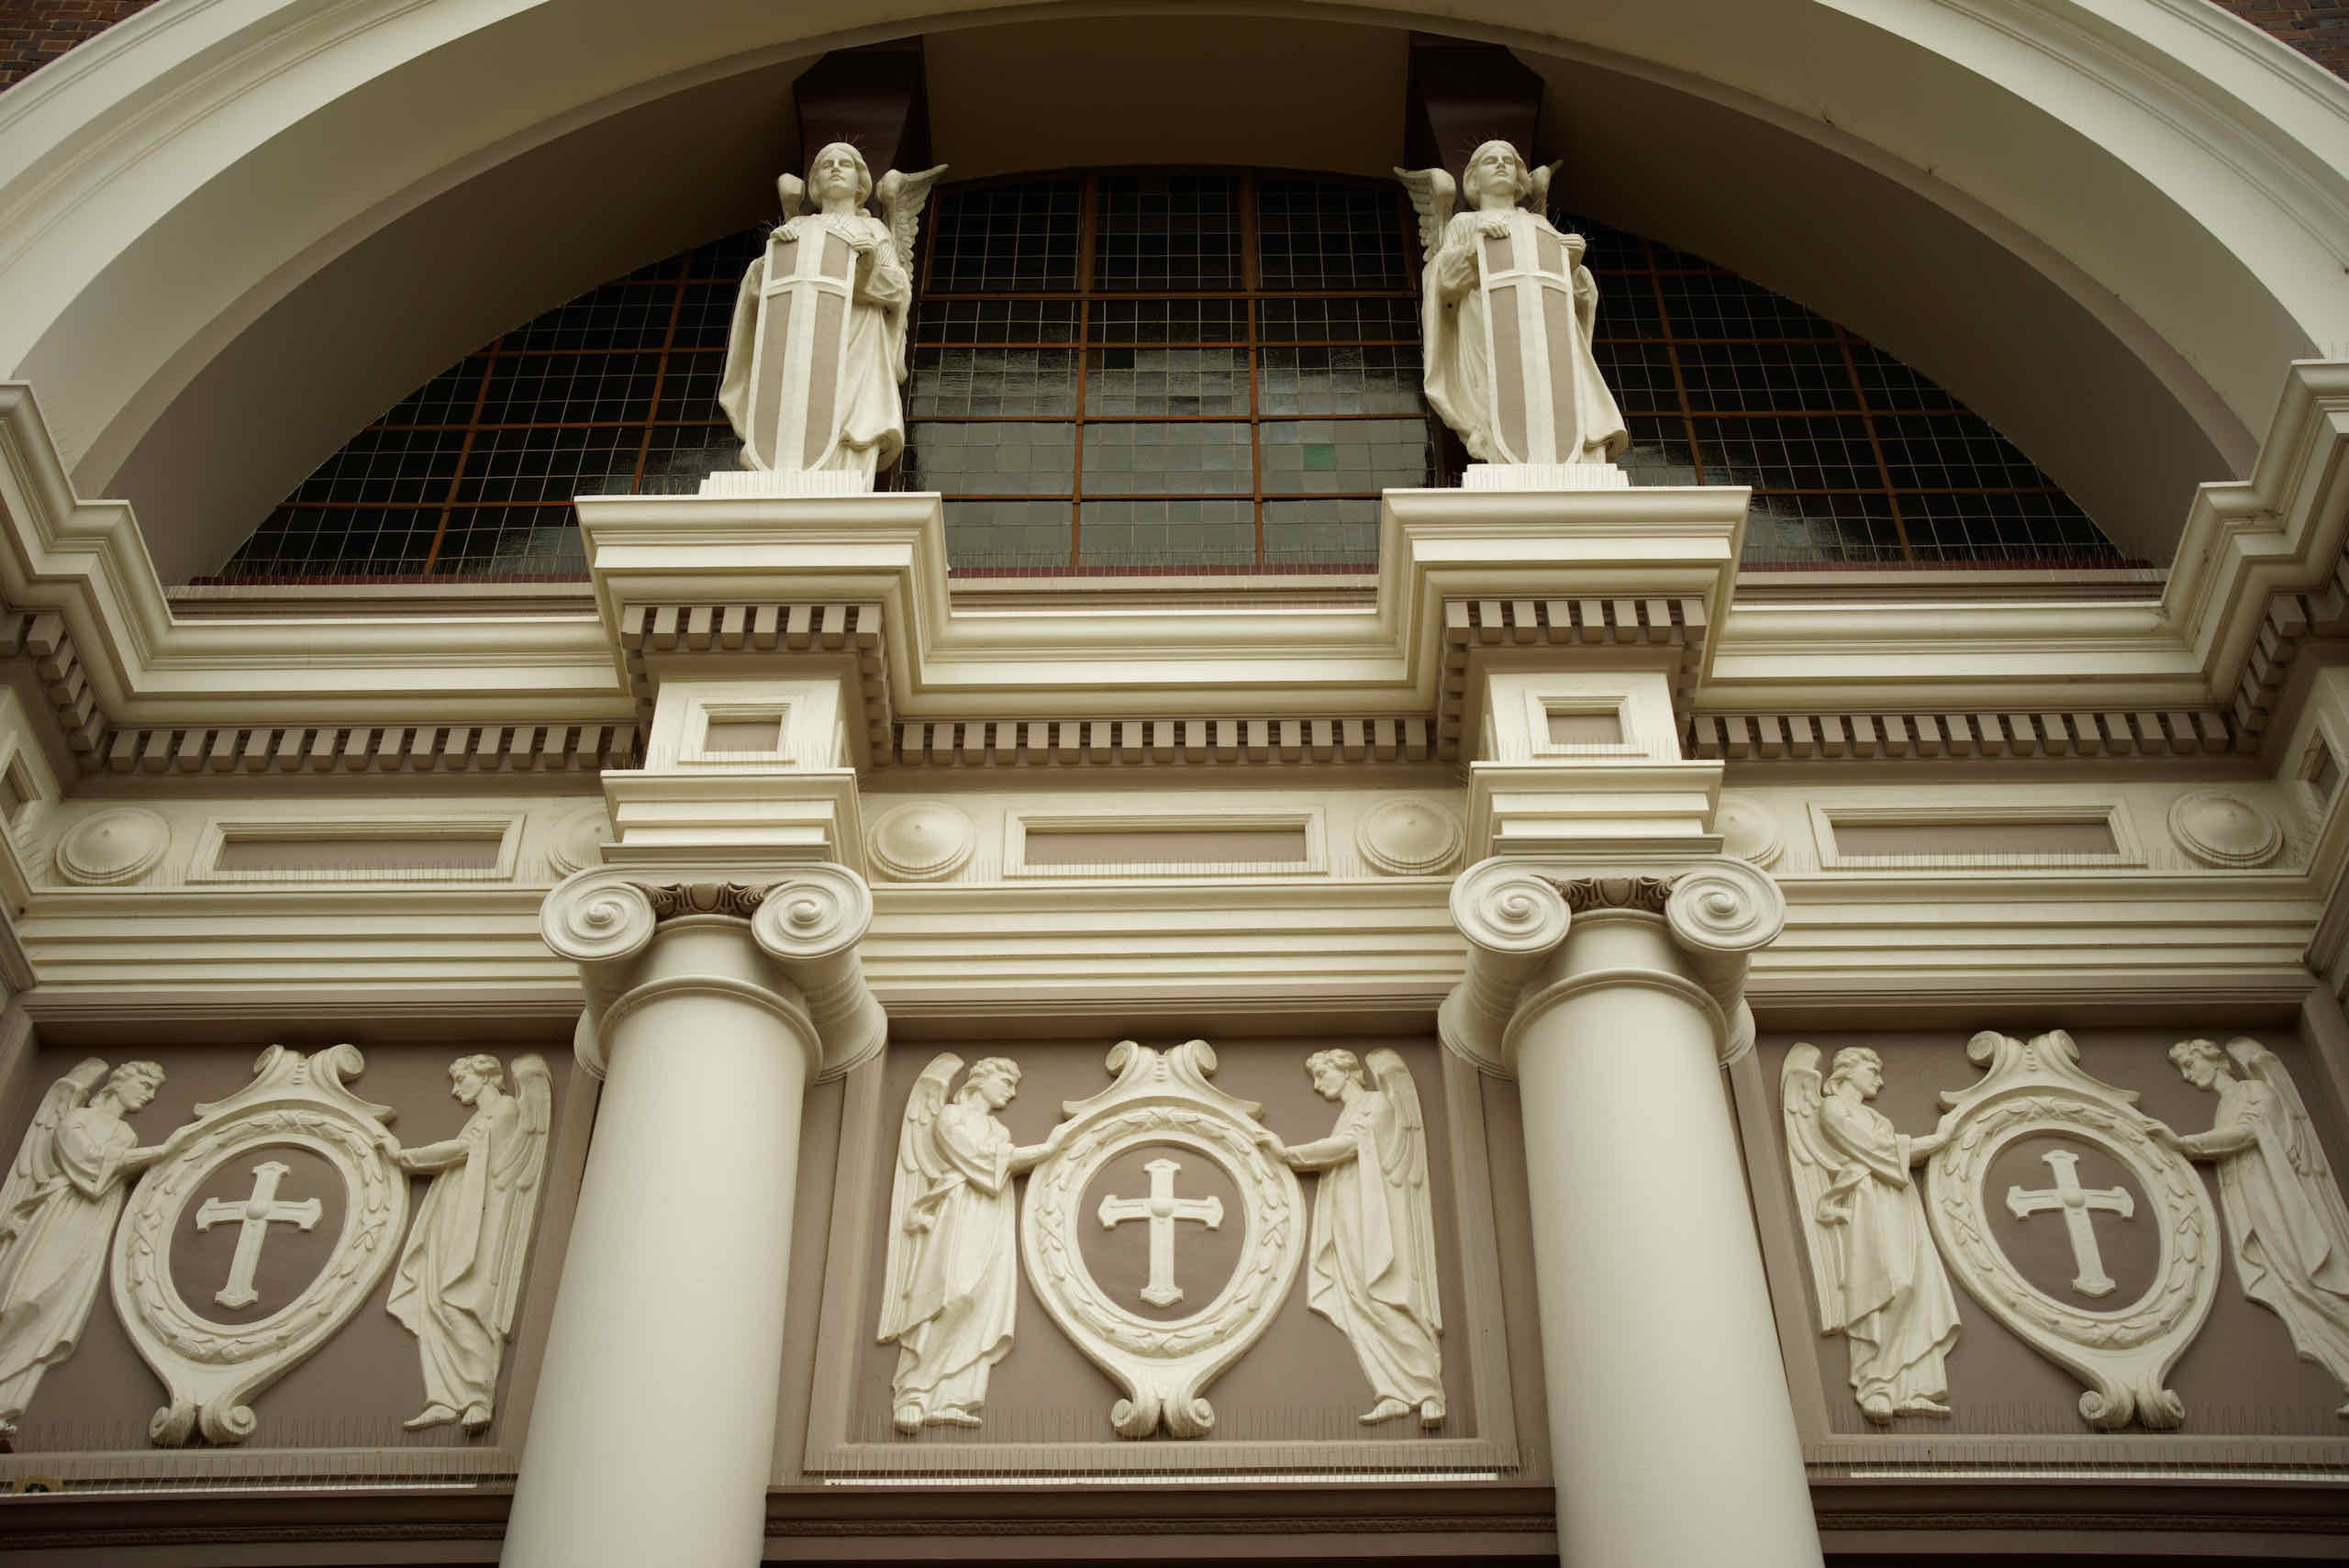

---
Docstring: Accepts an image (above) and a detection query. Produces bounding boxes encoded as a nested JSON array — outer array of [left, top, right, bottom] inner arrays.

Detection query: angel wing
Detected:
[[1528, 159, 1565, 217], [774, 172, 807, 219], [874, 163, 949, 273], [2230, 1038, 2346, 1185], [0, 1059, 106, 1248], [1392, 165, 1456, 258], [1779, 1044, 1854, 1333], [1366, 1048, 1441, 1335], [876, 1051, 963, 1344], [490, 1054, 553, 1339]]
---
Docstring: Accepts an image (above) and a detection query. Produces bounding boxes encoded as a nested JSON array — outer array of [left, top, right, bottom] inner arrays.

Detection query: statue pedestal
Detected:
[[1464, 462, 1630, 491], [698, 468, 874, 498]]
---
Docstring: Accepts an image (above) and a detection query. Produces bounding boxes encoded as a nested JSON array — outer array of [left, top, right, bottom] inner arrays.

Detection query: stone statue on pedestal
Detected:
[[717, 143, 947, 487], [1397, 141, 1627, 473]]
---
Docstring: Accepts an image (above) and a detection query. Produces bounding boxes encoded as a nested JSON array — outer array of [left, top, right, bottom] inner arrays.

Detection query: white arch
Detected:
[[0, 0, 2342, 576]]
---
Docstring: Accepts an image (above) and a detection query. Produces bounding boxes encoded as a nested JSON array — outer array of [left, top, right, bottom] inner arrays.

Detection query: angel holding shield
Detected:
[[717, 142, 946, 483], [2159, 1038, 2349, 1415], [1780, 1044, 1962, 1423], [386, 1053, 551, 1434], [1262, 1048, 1446, 1425], [878, 1055, 1049, 1433], [1397, 141, 1627, 470]]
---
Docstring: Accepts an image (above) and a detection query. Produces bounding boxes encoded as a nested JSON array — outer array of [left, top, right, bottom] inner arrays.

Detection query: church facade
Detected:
[[0, 2, 2345, 1562]]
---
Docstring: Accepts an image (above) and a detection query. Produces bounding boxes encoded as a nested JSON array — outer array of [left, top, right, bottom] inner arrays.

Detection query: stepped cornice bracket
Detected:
[[1441, 854, 1784, 1075], [541, 862, 884, 1083]]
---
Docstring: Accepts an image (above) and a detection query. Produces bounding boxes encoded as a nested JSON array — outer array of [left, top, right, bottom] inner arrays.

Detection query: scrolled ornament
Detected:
[[539, 873, 658, 965], [1664, 862, 1785, 956], [751, 863, 874, 961], [1448, 858, 1572, 956]]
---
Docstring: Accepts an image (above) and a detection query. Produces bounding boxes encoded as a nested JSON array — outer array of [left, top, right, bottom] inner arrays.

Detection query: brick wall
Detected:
[[2207, 1, 2349, 74], [2, 0, 161, 92]]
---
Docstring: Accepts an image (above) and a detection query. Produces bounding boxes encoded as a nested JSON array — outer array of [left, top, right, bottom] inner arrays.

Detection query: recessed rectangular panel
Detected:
[[1544, 709, 1625, 745], [1020, 825, 1309, 867], [210, 834, 507, 873], [1830, 817, 2119, 858], [701, 716, 785, 753]]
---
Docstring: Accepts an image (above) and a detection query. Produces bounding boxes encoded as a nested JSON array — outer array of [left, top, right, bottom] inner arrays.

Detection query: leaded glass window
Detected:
[[217, 170, 2124, 582]]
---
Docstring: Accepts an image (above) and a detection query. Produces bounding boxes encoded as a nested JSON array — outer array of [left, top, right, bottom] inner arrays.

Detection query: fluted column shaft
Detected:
[[506, 870, 883, 1568], [1446, 860, 1820, 1568]]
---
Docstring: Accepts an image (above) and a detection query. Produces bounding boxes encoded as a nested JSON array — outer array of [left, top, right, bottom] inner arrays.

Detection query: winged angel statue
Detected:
[[717, 143, 947, 483], [387, 1053, 551, 1433], [0, 1059, 167, 1436], [877, 1054, 1048, 1433], [2161, 1037, 2349, 1415], [1781, 1044, 1962, 1422], [1396, 142, 1627, 469], [1267, 1048, 1446, 1425]]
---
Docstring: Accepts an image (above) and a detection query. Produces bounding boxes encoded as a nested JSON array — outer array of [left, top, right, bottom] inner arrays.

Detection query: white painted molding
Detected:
[[112, 1044, 408, 1445], [52, 806, 168, 885], [1808, 798, 2143, 872], [1002, 809, 1326, 880], [1921, 1029, 2220, 1430], [186, 814, 523, 884], [864, 801, 975, 883], [2168, 790, 2287, 869], [1356, 797, 1464, 877], [1019, 1039, 1305, 1439]]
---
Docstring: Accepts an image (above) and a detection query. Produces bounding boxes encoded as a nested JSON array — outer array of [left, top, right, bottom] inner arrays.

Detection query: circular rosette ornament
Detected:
[[1923, 1029, 2219, 1429], [111, 1045, 406, 1445], [1019, 1040, 1305, 1439]]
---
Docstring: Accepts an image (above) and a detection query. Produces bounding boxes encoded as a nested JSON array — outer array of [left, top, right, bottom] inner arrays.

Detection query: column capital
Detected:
[[542, 862, 885, 1083], [1440, 854, 1785, 1075]]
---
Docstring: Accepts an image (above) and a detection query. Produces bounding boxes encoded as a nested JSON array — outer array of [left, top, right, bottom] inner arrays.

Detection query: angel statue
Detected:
[[1781, 1045, 1962, 1423], [1397, 141, 1627, 471], [716, 141, 946, 484], [0, 1058, 167, 1438], [386, 1053, 551, 1434], [877, 1054, 1049, 1433], [2158, 1038, 2349, 1415], [1262, 1048, 1445, 1426]]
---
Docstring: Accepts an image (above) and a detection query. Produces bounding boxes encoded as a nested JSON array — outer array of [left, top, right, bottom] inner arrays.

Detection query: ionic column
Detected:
[[1443, 857, 1820, 1568], [504, 867, 885, 1568]]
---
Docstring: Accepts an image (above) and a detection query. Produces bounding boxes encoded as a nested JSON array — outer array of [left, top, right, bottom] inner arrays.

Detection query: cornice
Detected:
[[1, 362, 2346, 773]]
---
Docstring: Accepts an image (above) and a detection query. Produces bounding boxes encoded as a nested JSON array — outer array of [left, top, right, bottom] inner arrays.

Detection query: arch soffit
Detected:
[[0, 0, 2342, 574]]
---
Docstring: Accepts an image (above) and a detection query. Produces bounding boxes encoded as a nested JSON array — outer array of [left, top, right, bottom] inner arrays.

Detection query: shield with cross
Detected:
[[1922, 1029, 2219, 1429], [1020, 1039, 1304, 1439], [1473, 207, 1586, 466], [739, 219, 860, 473], [111, 1045, 406, 1446]]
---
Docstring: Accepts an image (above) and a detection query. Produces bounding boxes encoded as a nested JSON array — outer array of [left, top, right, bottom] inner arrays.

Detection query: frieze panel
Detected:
[[1754, 1026, 2349, 1460]]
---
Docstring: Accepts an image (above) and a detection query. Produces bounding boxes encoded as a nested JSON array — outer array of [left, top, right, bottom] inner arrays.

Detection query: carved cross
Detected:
[[2005, 1149, 2135, 1297], [1096, 1157, 1222, 1307], [195, 1160, 323, 1309]]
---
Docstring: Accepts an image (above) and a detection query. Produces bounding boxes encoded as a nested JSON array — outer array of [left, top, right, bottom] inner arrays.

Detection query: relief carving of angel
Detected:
[[387, 1053, 551, 1433], [717, 142, 947, 482], [2158, 1038, 2349, 1415], [878, 1054, 1047, 1433], [0, 1058, 168, 1438], [1782, 1044, 1962, 1423], [1395, 141, 1627, 468], [1263, 1048, 1445, 1425]]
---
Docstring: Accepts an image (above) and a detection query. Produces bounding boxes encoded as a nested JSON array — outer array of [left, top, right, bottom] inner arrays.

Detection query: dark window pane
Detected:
[[1693, 414, 1878, 492], [1081, 421, 1252, 495], [942, 500, 1073, 569], [1089, 299, 1247, 344], [1095, 173, 1242, 291], [1260, 418, 1431, 494], [1675, 341, 1855, 413], [1257, 346, 1425, 417], [1080, 500, 1255, 567], [909, 348, 1080, 418], [918, 299, 1081, 344], [1255, 296, 1420, 343], [1258, 179, 1408, 289], [927, 180, 1082, 292], [900, 422, 1077, 495], [1084, 348, 1248, 417], [1264, 498, 1380, 564], [1739, 493, 1906, 565]]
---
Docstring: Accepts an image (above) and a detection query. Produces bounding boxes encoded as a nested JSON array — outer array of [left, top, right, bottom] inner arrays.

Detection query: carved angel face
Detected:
[[2169, 1040, 2225, 1089], [807, 142, 872, 206], [1828, 1048, 1884, 1101], [967, 1061, 1019, 1109], [1464, 140, 1531, 211], [108, 1064, 162, 1112], [1306, 1050, 1362, 1102]]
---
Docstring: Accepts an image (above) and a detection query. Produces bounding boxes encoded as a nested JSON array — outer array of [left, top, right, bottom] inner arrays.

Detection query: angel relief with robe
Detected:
[[878, 1055, 1048, 1433], [0, 1059, 168, 1437], [2160, 1038, 2349, 1416], [1263, 1049, 1445, 1426], [387, 1054, 551, 1434], [717, 142, 945, 484], [1782, 1045, 1963, 1423], [1397, 141, 1627, 471]]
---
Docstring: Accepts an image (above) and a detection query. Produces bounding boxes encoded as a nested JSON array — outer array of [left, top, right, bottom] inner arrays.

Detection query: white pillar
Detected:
[[1446, 860, 1820, 1568], [506, 868, 884, 1568]]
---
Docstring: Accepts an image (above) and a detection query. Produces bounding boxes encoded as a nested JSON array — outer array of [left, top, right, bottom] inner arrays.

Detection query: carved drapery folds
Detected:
[[1441, 855, 1786, 1074], [540, 863, 885, 1082]]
